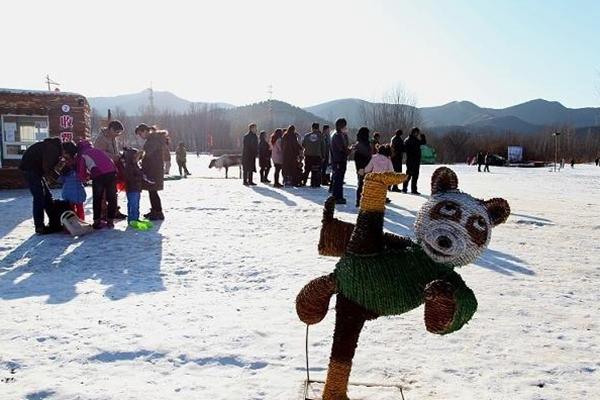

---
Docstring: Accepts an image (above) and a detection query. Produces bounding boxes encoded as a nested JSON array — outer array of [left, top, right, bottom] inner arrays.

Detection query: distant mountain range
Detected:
[[89, 90, 600, 133], [89, 89, 235, 115], [307, 98, 600, 132]]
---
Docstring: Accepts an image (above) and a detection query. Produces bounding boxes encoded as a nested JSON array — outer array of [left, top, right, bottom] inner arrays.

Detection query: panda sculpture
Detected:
[[296, 167, 510, 400]]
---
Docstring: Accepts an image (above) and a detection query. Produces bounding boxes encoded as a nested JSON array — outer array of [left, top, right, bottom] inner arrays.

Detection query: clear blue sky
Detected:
[[1, 0, 599, 108]]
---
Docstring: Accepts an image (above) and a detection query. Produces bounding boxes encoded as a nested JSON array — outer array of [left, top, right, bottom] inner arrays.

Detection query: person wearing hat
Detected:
[[135, 123, 165, 220], [94, 120, 127, 219], [94, 120, 124, 162]]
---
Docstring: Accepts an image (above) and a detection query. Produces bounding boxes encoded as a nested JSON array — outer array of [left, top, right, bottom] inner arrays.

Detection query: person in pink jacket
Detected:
[[76, 140, 118, 229]]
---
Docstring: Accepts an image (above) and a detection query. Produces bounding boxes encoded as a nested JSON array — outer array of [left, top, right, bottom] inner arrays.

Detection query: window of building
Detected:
[[1, 115, 49, 159]]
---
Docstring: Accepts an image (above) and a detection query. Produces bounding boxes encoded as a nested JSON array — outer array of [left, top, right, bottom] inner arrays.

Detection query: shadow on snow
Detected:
[[251, 181, 534, 276], [0, 226, 165, 303]]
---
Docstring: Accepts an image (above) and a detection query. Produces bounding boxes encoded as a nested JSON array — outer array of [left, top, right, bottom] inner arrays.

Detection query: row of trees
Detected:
[[90, 93, 599, 163], [429, 125, 600, 164], [90, 100, 326, 153], [91, 104, 233, 152]]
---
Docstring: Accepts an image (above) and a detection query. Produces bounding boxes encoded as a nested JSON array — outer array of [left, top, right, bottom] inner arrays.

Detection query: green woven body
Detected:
[[334, 243, 477, 332]]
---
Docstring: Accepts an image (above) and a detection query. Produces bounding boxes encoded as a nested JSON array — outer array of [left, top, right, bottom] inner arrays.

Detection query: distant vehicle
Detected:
[[487, 154, 506, 166], [420, 145, 437, 164]]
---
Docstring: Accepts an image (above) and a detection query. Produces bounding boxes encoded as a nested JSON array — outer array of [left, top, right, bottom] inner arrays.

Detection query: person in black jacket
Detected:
[[402, 127, 426, 194], [354, 127, 372, 207], [19, 137, 70, 234], [390, 129, 405, 191], [258, 131, 272, 183], [330, 118, 350, 204], [242, 123, 259, 186], [476, 151, 485, 172]]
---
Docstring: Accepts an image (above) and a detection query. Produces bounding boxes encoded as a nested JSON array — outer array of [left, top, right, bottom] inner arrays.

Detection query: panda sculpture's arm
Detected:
[[318, 196, 413, 257], [424, 271, 478, 335], [382, 232, 414, 251]]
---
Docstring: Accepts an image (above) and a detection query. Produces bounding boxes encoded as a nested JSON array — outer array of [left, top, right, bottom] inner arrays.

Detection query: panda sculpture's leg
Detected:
[[323, 295, 377, 400]]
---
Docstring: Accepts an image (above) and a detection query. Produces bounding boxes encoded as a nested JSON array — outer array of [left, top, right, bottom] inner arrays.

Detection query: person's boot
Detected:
[[92, 220, 103, 230], [144, 210, 154, 218], [106, 219, 115, 229], [35, 225, 50, 235]]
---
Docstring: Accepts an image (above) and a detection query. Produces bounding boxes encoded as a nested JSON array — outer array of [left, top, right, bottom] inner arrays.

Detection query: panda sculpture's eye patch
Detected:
[[466, 215, 488, 246], [431, 201, 462, 222]]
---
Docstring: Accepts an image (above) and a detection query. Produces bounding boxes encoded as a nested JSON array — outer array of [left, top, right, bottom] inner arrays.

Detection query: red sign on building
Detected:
[[60, 131, 73, 143], [59, 115, 74, 129]]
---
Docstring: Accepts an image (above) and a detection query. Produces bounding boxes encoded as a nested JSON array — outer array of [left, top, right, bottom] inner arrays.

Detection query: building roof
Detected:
[[0, 88, 86, 97]]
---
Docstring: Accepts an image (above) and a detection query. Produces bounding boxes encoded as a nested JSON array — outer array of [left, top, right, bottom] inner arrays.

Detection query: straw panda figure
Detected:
[[296, 167, 510, 400]]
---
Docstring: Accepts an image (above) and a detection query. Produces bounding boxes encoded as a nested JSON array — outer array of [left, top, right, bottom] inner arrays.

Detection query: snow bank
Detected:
[[1, 156, 598, 399]]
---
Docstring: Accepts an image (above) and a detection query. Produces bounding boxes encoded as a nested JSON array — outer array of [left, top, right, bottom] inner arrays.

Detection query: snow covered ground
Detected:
[[1, 155, 599, 400]]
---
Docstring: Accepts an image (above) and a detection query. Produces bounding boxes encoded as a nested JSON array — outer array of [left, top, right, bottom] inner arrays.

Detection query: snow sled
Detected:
[[60, 211, 93, 237], [128, 220, 154, 231]]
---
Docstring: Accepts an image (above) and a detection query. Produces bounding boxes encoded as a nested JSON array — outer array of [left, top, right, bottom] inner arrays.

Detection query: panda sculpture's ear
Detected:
[[431, 167, 459, 194], [483, 198, 511, 226]]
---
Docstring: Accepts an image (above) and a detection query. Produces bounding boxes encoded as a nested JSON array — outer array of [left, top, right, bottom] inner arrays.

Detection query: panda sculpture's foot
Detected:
[[424, 280, 457, 334], [322, 359, 352, 400]]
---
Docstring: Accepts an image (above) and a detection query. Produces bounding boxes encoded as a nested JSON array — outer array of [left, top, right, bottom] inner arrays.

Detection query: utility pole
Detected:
[[45, 74, 60, 91]]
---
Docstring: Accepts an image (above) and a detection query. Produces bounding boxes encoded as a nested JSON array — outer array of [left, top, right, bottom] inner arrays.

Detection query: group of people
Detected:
[[241, 118, 427, 206], [19, 121, 168, 234], [242, 122, 332, 188]]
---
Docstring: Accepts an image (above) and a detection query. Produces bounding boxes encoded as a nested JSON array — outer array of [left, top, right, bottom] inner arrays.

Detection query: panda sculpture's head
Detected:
[[414, 167, 510, 267]]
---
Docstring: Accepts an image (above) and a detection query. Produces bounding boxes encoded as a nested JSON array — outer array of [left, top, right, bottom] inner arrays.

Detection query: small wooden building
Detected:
[[0, 88, 91, 188]]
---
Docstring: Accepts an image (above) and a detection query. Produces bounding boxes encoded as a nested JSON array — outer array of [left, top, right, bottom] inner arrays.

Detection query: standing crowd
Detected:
[[19, 121, 175, 234], [241, 119, 427, 207]]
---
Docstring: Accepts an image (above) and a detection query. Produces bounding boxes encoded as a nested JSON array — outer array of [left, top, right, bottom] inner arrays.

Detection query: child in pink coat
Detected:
[[363, 144, 394, 173], [362, 144, 394, 203]]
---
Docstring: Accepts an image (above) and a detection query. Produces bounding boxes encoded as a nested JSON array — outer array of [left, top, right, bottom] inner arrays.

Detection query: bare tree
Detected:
[[361, 85, 422, 142]]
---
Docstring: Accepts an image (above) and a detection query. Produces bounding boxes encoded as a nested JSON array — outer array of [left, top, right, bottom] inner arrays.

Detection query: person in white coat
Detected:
[[270, 128, 284, 187]]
